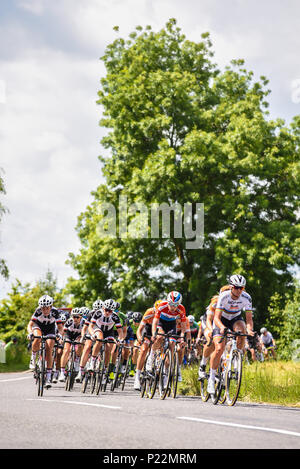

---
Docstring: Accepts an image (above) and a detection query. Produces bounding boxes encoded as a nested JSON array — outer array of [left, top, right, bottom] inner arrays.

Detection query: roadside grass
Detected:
[[179, 361, 300, 407], [0, 349, 30, 373]]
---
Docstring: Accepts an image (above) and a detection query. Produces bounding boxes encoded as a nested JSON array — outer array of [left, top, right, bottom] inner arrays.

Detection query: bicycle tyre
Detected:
[[225, 349, 243, 406], [121, 356, 131, 391], [158, 349, 172, 400], [170, 351, 179, 399], [38, 347, 46, 397]]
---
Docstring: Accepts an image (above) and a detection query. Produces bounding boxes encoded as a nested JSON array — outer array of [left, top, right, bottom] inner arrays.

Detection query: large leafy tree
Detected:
[[0, 168, 8, 279], [66, 19, 300, 327]]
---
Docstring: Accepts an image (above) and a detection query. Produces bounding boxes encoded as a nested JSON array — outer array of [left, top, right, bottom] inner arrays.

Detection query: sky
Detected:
[[0, 0, 299, 300]]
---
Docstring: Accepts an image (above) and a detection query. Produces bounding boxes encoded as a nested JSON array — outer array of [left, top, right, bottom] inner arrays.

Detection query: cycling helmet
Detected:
[[260, 327, 267, 334], [132, 312, 143, 322], [80, 307, 90, 316], [229, 275, 246, 288], [127, 311, 134, 320], [167, 291, 182, 306], [93, 299, 103, 310], [71, 307, 82, 316], [103, 299, 116, 311], [188, 315, 195, 323], [38, 295, 53, 307], [114, 301, 120, 312]]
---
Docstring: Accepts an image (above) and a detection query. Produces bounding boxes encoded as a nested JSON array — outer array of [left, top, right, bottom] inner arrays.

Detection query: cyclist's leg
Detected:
[[232, 318, 246, 351], [30, 327, 42, 368], [59, 340, 71, 381]]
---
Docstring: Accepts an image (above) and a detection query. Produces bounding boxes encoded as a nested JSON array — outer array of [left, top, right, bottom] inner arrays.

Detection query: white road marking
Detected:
[[177, 416, 300, 438], [27, 398, 121, 410], [0, 376, 32, 383]]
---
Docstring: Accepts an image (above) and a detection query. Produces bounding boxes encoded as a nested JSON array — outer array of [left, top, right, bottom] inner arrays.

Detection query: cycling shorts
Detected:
[[213, 314, 244, 337]]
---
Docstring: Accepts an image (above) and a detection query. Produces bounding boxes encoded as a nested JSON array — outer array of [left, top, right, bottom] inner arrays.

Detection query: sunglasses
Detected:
[[72, 315, 81, 319], [232, 286, 244, 290]]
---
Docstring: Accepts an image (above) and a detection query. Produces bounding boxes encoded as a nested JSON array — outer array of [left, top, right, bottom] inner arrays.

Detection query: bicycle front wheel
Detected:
[[158, 350, 172, 400], [225, 350, 243, 406]]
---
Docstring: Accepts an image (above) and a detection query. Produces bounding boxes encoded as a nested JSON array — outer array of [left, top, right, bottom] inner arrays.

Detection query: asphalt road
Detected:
[[1, 371, 300, 450]]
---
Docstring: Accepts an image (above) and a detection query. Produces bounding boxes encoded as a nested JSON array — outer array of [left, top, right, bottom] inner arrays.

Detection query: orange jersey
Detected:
[[176, 316, 190, 332], [155, 301, 186, 323], [141, 307, 155, 326]]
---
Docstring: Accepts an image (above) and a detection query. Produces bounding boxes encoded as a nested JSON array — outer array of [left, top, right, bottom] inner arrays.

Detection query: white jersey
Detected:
[[216, 290, 252, 321], [260, 332, 273, 345]]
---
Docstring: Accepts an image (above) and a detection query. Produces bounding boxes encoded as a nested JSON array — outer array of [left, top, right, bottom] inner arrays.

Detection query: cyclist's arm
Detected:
[[152, 316, 159, 337], [136, 322, 144, 343], [214, 308, 226, 333], [245, 310, 254, 335], [27, 320, 35, 335]]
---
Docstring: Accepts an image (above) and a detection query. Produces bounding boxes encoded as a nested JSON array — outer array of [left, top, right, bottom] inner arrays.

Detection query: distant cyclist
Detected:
[[260, 327, 277, 360]]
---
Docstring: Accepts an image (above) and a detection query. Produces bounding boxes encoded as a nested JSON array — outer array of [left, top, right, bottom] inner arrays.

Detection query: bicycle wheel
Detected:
[[37, 347, 46, 397], [81, 370, 90, 393], [225, 350, 243, 406], [111, 357, 122, 391], [140, 362, 147, 398], [170, 351, 179, 398], [121, 356, 131, 391], [65, 352, 75, 391], [148, 353, 160, 399], [158, 350, 172, 400]]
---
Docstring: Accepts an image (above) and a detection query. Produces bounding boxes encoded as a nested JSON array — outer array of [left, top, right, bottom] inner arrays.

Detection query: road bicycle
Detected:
[[156, 332, 181, 400], [94, 338, 116, 394], [32, 335, 51, 397], [65, 339, 82, 392], [219, 329, 251, 406], [110, 342, 132, 391]]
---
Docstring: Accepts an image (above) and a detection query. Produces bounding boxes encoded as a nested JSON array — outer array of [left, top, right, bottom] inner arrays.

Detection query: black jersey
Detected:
[[30, 307, 62, 336]]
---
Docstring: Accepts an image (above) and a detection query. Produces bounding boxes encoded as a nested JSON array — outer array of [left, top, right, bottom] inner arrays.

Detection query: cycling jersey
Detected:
[[215, 290, 252, 320], [90, 310, 122, 332], [176, 316, 190, 333], [141, 308, 155, 326], [260, 332, 274, 347], [63, 318, 84, 341], [155, 301, 186, 323], [30, 307, 62, 336], [189, 320, 199, 337]]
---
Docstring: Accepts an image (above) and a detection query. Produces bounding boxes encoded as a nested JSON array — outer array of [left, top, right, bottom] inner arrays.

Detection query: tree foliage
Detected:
[[66, 19, 300, 332], [0, 271, 69, 344], [0, 168, 8, 279]]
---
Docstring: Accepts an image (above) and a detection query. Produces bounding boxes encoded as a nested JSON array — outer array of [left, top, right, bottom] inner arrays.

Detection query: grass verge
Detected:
[[179, 361, 300, 407]]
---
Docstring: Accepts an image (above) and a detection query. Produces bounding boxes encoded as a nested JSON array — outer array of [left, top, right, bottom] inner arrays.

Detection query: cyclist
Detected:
[[52, 312, 67, 383], [197, 285, 231, 380], [27, 295, 64, 388], [207, 275, 254, 394], [176, 314, 191, 381], [88, 299, 123, 376], [260, 327, 277, 359], [110, 302, 129, 379], [75, 299, 102, 383], [125, 312, 143, 376], [147, 291, 187, 388], [58, 308, 84, 382], [133, 300, 163, 390]]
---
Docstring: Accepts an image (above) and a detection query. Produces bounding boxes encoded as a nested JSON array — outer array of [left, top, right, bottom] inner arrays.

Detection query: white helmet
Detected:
[[167, 291, 182, 306], [229, 274, 246, 288], [188, 315, 195, 323], [260, 327, 267, 334], [103, 299, 116, 311], [38, 295, 53, 307], [93, 299, 103, 310], [71, 307, 82, 317], [80, 307, 90, 316]]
